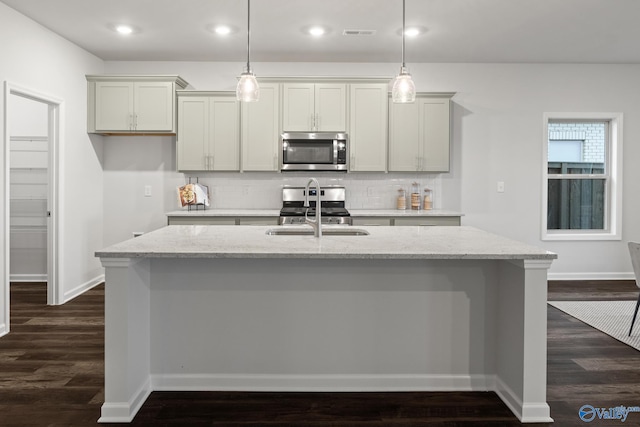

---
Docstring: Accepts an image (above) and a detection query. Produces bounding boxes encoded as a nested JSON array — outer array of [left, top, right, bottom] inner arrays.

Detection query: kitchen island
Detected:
[[96, 225, 556, 423]]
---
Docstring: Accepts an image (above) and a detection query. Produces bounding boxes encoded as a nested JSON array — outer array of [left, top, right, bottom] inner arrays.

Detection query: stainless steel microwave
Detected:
[[281, 132, 348, 172]]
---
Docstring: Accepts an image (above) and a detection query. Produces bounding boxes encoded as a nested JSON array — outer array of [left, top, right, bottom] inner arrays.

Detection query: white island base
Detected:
[[96, 226, 555, 424]]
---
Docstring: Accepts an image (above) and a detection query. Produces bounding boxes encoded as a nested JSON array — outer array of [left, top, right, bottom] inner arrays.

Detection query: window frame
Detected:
[[542, 112, 623, 241]]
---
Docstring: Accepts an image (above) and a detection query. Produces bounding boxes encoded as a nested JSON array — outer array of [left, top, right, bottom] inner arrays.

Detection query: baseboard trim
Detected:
[[9, 274, 46, 282], [548, 272, 634, 281], [98, 377, 152, 423], [100, 374, 552, 422], [63, 274, 104, 304], [494, 377, 553, 423], [99, 374, 493, 422], [151, 373, 494, 392]]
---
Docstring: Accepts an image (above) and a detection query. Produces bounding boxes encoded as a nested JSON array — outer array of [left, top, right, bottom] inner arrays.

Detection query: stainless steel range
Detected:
[[279, 186, 352, 225]]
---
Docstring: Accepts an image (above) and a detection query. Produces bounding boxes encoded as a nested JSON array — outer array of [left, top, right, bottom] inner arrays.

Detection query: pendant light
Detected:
[[236, 0, 259, 102], [391, 0, 416, 103]]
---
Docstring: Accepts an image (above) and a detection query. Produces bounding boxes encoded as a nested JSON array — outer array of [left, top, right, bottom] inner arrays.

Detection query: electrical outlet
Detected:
[[497, 181, 505, 193], [144, 185, 152, 197]]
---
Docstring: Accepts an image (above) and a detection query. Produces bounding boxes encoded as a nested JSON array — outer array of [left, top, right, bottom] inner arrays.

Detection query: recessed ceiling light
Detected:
[[108, 24, 139, 35], [396, 26, 426, 37], [215, 25, 234, 35], [309, 26, 326, 37], [215, 26, 232, 35], [207, 24, 237, 36], [116, 25, 134, 35], [302, 25, 331, 37], [405, 27, 421, 37]]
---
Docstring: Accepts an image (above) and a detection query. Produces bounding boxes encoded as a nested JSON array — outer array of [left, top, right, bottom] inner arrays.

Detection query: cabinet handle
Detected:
[[134, 113, 138, 130], [129, 113, 133, 131], [415, 156, 420, 171], [315, 113, 319, 131], [350, 155, 355, 170]]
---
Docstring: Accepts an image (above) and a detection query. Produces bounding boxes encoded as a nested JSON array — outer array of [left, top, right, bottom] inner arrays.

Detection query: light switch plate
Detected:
[[497, 181, 505, 193], [144, 185, 152, 197]]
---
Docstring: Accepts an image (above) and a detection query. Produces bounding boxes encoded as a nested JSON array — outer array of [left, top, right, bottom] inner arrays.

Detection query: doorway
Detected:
[[3, 82, 61, 334]]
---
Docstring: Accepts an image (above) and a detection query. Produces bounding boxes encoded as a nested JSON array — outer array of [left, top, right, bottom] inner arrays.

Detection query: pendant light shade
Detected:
[[237, 69, 259, 102], [391, 0, 416, 103], [392, 66, 416, 103], [236, 0, 259, 102]]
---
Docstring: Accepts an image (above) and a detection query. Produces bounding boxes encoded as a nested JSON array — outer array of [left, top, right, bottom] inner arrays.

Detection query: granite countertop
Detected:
[[165, 209, 463, 217], [349, 209, 464, 217], [166, 209, 280, 217], [96, 225, 556, 261]]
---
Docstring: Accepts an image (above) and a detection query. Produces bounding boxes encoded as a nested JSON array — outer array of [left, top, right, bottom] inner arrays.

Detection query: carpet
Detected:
[[548, 300, 640, 352]]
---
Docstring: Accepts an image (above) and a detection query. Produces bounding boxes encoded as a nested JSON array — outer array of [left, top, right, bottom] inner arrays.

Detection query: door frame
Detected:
[[3, 81, 63, 333]]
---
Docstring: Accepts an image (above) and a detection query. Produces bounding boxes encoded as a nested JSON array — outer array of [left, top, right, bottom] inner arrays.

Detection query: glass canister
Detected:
[[396, 188, 406, 210], [411, 182, 420, 210], [423, 188, 433, 210]]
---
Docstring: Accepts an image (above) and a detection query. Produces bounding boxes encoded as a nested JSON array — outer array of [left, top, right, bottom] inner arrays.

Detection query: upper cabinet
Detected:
[[349, 83, 389, 172], [177, 92, 239, 172], [388, 94, 454, 173], [168, 75, 454, 175], [86, 75, 188, 135], [241, 82, 281, 171], [282, 83, 346, 132]]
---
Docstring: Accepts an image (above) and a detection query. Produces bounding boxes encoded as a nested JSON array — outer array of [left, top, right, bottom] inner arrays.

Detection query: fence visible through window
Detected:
[[547, 163, 605, 230]]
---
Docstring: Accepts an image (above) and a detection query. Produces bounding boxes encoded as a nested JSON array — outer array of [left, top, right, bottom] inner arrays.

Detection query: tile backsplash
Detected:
[[172, 172, 442, 210]]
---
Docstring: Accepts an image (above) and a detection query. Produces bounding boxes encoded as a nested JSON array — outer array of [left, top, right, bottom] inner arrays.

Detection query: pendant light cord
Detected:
[[401, 0, 406, 68], [246, 0, 251, 72]]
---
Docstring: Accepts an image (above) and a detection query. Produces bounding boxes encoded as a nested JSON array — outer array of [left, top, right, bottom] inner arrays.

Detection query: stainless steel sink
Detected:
[[266, 228, 369, 236]]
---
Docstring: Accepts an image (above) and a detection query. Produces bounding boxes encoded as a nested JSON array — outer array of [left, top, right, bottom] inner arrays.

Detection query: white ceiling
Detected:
[[2, 0, 640, 64]]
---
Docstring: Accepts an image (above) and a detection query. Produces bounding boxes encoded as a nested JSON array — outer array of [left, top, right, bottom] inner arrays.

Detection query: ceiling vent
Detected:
[[342, 29, 377, 36]]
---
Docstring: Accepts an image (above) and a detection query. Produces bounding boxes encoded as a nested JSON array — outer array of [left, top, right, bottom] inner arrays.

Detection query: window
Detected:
[[542, 113, 623, 241]]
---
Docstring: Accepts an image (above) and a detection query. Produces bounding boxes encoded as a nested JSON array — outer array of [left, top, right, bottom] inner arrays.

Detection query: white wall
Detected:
[[102, 135, 182, 243], [0, 2, 105, 326], [104, 61, 640, 279]]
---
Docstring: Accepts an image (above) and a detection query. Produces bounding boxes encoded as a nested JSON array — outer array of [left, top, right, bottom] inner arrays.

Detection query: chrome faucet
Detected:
[[304, 177, 322, 238]]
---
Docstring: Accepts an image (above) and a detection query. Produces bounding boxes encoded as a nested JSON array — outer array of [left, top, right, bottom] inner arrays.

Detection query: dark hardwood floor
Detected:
[[0, 280, 638, 426]]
